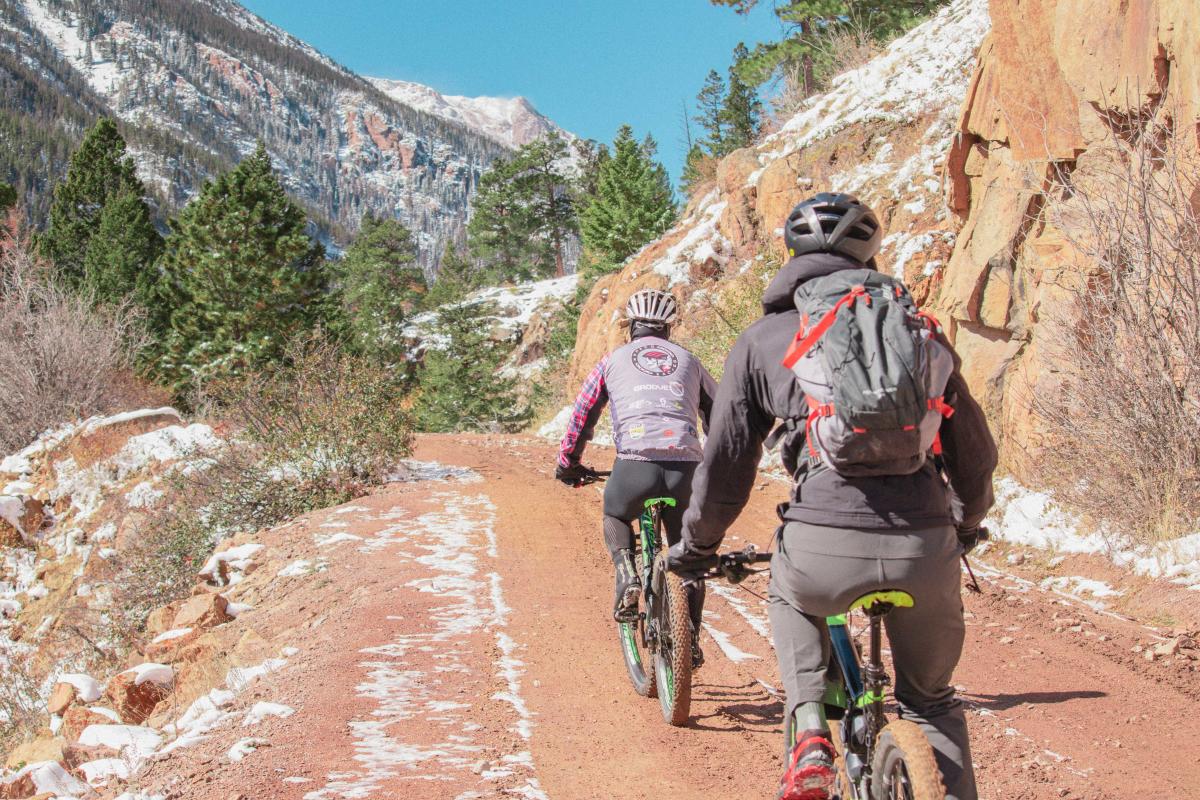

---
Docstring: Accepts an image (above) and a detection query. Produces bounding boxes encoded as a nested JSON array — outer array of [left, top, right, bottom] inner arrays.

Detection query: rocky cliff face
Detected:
[[0, 0, 565, 269], [568, 0, 989, 385], [936, 0, 1199, 473]]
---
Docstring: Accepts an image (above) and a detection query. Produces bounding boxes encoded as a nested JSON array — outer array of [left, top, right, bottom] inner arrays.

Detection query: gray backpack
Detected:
[[780, 269, 954, 477]]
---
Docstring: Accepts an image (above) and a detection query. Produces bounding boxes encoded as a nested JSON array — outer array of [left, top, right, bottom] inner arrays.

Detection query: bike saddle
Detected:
[[848, 589, 914, 617]]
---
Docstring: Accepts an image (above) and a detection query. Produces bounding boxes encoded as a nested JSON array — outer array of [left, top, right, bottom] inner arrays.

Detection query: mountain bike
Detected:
[[694, 547, 951, 800], [616, 496, 696, 725]]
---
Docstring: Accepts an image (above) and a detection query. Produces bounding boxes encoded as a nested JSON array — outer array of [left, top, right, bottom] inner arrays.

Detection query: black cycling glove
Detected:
[[956, 525, 989, 554], [555, 462, 596, 487]]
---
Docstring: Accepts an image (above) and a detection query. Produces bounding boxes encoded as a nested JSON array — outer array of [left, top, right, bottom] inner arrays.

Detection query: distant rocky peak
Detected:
[[368, 77, 572, 151]]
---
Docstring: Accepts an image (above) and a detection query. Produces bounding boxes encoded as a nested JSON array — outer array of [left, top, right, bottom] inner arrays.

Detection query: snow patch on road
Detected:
[[305, 488, 544, 799], [702, 623, 761, 664]]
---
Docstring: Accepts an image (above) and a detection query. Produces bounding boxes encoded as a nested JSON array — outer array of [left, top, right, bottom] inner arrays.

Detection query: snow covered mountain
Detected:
[[369, 78, 570, 151], [0, 0, 572, 269]]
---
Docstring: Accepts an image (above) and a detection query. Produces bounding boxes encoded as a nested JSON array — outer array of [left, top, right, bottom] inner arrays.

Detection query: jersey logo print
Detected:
[[632, 345, 679, 377]]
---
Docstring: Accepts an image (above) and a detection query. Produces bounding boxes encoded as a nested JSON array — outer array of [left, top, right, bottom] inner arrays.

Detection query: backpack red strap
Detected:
[[927, 396, 955, 418], [782, 286, 870, 368], [803, 396, 835, 458]]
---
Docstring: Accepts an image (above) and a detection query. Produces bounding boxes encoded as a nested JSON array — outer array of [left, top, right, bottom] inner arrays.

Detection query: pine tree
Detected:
[[335, 212, 426, 357], [711, 0, 948, 91], [82, 186, 163, 304], [425, 243, 479, 307], [153, 141, 329, 390], [412, 301, 529, 433], [721, 43, 763, 150], [694, 70, 728, 155], [467, 153, 534, 281], [0, 182, 14, 213], [579, 125, 676, 266], [519, 133, 577, 278], [39, 118, 161, 296], [467, 133, 576, 282]]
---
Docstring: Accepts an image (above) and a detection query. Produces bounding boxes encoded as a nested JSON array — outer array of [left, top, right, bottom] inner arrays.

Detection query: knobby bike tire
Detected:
[[652, 552, 693, 726], [618, 613, 656, 697], [870, 720, 946, 800]]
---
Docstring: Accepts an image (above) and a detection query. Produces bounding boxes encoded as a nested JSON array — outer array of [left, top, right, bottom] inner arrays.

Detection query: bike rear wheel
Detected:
[[650, 552, 693, 726], [618, 612, 656, 697], [870, 720, 945, 800]]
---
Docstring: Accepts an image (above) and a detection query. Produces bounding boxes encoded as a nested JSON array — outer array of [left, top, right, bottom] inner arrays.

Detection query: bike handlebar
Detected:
[[689, 545, 774, 584]]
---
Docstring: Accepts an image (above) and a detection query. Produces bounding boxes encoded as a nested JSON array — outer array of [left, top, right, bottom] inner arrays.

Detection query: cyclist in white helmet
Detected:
[[556, 288, 717, 663]]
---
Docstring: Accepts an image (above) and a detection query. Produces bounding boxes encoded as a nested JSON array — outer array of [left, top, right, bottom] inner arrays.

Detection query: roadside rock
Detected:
[[172, 592, 231, 630], [4, 738, 65, 770], [46, 683, 76, 717], [104, 665, 174, 725], [60, 708, 117, 743], [61, 742, 119, 771]]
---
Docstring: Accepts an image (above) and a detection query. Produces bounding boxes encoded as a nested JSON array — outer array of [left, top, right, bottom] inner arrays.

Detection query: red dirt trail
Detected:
[[130, 435, 1200, 800]]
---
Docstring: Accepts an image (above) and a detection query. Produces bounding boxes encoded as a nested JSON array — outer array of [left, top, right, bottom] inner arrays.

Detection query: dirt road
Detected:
[[136, 435, 1200, 800]]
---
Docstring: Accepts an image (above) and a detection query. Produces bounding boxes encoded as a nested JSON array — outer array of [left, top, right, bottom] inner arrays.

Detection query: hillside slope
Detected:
[[0, 0, 567, 267], [567, 0, 989, 384]]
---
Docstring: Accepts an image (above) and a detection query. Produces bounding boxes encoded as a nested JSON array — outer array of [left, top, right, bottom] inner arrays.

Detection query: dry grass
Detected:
[[0, 211, 150, 454], [1033, 113, 1200, 544]]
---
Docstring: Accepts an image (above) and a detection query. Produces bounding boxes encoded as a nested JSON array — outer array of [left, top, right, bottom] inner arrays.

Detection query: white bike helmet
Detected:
[[624, 289, 679, 326]]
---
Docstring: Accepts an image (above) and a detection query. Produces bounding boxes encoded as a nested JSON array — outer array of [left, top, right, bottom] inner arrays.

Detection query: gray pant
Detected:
[[768, 521, 978, 800]]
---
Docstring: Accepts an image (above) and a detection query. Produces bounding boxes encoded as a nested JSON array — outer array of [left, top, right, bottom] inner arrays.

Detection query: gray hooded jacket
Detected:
[[679, 253, 998, 553]]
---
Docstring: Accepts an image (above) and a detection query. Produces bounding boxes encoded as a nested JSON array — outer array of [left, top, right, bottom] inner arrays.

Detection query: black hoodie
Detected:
[[679, 253, 998, 553]]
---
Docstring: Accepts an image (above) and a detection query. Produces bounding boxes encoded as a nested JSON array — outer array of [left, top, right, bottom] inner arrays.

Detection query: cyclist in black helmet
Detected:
[[668, 193, 996, 800], [556, 288, 717, 665]]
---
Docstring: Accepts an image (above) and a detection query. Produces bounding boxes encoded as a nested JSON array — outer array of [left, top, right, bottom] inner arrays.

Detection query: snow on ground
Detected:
[[405, 274, 577, 344], [649, 192, 732, 288], [388, 459, 486, 484], [702, 618, 761, 664], [765, 0, 988, 158], [986, 477, 1200, 590], [304, 476, 546, 800]]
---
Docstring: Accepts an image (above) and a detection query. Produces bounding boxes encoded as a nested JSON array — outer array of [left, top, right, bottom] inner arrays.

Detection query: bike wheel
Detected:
[[617, 611, 656, 698], [650, 553, 692, 726], [870, 720, 946, 800]]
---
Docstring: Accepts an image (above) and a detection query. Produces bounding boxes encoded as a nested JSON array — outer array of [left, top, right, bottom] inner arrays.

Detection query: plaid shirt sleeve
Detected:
[[558, 355, 610, 468]]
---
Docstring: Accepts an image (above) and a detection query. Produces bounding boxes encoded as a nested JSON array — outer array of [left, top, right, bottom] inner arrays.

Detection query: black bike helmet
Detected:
[[784, 192, 882, 264]]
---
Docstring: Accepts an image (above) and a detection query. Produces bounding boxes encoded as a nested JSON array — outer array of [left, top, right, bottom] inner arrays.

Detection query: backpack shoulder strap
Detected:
[[781, 284, 871, 368]]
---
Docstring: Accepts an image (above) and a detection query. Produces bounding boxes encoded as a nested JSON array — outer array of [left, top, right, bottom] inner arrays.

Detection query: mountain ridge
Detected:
[[0, 0, 573, 269]]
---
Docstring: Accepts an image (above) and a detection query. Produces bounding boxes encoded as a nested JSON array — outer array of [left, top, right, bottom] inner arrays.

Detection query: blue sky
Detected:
[[238, 0, 781, 185]]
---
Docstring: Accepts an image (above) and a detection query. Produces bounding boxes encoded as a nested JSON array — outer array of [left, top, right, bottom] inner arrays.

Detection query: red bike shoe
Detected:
[[778, 730, 836, 800]]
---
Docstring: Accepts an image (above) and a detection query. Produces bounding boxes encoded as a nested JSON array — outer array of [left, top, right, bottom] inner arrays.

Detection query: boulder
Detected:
[[103, 665, 173, 725], [144, 599, 186, 638], [143, 627, 200, 661], [3, 738, 65, 770], [60, 708, 117, 743], [46, 683, 76, 716], [60, 742, 119, 771], [172, 592, 232, 630]]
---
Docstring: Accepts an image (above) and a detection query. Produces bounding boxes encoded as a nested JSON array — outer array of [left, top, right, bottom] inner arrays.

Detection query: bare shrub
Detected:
[[682, 256, 777, 379], [0, 655, 41, 752], [1035, 116, 1200, 543], [108, 335, 415, 642], [0, 212, 149, 453]]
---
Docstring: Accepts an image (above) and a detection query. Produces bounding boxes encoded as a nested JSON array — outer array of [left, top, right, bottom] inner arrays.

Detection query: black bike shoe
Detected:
[[691, 639, 705, 670], [612, 550, 641, 622]]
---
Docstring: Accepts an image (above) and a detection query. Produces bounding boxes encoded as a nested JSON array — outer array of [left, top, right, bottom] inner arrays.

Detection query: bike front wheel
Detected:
[[870, 720, 946, 800], [650, 553, 692, 726]]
